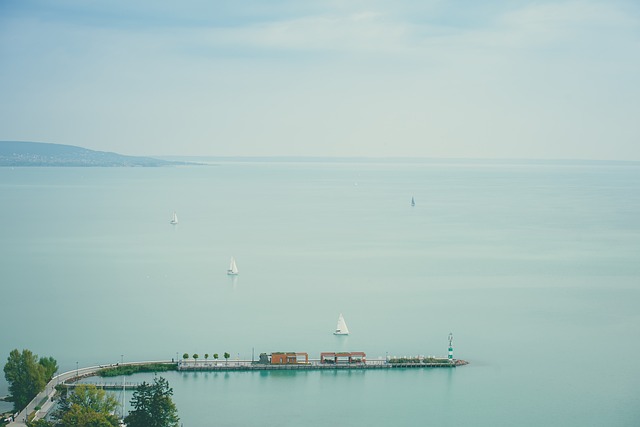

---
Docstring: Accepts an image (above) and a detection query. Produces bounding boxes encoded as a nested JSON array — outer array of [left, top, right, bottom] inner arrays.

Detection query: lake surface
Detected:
[[1, 160, 639, 426]]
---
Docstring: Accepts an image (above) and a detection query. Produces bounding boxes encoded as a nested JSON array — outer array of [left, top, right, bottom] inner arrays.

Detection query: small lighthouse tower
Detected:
[[448, 332, 454, 363]]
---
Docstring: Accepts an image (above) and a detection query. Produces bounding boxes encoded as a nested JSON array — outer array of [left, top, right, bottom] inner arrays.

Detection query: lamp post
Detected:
[[121, 355, 126, 419], [76, 361, 79, 380]]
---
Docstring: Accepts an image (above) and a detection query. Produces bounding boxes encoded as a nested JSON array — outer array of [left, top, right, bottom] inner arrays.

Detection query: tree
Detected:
[[192, 354, 198, 365], [182, 353, 189, 361], [224, 352, 230, 364], [204, 353, 209, 362], [213, 353, 218, 361], [39, 356, 59, 382], [3, 349, 54, 411], [53, 384, 119, 427], [124, 376, 179, 427]]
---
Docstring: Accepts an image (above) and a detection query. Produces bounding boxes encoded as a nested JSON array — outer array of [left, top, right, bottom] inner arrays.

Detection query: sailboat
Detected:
[[227, 257, 239, 275], [333, 313, 349, 335], [411, 196, 415, 207], [170, 212, 178, 224]]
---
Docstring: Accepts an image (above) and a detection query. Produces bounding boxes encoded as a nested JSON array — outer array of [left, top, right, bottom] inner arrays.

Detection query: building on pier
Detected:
[[320, 352, 366, 364], [270, 352, 309, 365]]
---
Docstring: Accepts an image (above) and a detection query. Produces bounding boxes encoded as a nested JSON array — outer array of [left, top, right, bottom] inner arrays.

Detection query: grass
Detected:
[[97, 363, 177, 377]]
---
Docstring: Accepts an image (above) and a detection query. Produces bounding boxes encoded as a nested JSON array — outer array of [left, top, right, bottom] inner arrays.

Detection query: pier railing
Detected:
[[176, 358, 467, 371], [63, 382, 143, 390]]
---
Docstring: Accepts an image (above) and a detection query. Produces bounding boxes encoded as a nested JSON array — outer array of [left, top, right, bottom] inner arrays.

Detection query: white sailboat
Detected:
[[170, 212, 178, 224], [411, 196, 415, 207], [333, 313, 349, 335], [227, 257, 239, 275]]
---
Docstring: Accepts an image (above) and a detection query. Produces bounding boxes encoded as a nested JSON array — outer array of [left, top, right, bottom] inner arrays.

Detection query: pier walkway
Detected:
[[62, 382, 144, 390], [176, 358, 468, 371]]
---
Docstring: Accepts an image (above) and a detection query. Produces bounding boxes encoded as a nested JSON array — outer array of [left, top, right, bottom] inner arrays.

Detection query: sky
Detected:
[[0, 0, 639, 159]]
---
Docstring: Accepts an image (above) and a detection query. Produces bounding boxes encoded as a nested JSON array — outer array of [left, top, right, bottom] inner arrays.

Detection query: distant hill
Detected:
[[0, 141, 184, 167]]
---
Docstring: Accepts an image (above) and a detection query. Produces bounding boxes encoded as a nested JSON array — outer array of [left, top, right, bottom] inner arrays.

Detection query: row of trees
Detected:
[[28, 377, 179, 427], [3, 349, 58, 410], [182, 352, 231, 363]]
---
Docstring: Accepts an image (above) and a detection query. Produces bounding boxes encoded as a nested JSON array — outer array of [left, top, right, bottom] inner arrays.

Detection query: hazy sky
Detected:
[[1, 0, 638, 159]]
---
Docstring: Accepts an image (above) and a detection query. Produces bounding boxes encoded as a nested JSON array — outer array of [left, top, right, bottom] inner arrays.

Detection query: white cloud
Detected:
[[0, 0, 639, 159], [502, 1, 637, 29], [192, 11, 416, 54], [462, 1, 639, 50]]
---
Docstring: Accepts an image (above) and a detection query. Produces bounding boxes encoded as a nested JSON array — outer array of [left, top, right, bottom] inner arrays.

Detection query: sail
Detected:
[[227, 257, 239, 275], [170, 212, 178, 224], [334, 313, 349, 335], [411, 197, 415, 207]]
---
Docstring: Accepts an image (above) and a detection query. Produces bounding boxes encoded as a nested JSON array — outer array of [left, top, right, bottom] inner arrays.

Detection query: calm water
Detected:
[[1, 160, 639, 426]]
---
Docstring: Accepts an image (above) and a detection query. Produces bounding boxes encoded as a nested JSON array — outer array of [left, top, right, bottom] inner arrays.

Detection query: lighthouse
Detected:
[[448, 332, 454, 363]]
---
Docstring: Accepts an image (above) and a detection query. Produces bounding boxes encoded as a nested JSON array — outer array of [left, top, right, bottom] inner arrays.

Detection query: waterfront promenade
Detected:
[[5, 360, 172, 427]]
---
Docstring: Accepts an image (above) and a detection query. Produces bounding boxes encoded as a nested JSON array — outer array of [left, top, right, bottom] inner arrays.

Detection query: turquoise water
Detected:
[[1, 160, 639, 426]]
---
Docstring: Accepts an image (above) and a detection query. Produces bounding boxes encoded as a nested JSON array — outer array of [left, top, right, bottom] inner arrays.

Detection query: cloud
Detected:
[[188, 11, 415, 55], [0, 0, 639, 159], [456, 1, 640, 50]]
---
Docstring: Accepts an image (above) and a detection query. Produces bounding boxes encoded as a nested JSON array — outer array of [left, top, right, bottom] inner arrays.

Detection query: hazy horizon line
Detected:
[[157, 155, 640, 165], [3, 140, 639, 165]]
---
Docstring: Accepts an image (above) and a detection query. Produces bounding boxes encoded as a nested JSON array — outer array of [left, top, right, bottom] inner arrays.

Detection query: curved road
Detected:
[[6, 360, 171, 427]]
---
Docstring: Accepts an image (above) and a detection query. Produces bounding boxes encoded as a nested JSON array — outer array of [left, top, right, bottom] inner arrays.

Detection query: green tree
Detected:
[[213, 353, 218, 361], [124, 376, 179, 427], [204, 353, 209, 362], [53, 384, 119, 427], [192, 354, 198, 365], [224, 352, 230, 364], [39, 356, 59, 382], [3, 349, 49, 411], [182, 353, 188, 361]]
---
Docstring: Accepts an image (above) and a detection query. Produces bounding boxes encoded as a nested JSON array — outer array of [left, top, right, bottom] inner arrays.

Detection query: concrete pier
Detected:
[[62, 382, 143, 390], [176, 358, 468, 371]]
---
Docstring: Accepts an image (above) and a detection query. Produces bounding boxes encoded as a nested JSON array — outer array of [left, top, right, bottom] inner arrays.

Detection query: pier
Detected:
[[62, 382, 143, 390], [176, 359, 468, 372]]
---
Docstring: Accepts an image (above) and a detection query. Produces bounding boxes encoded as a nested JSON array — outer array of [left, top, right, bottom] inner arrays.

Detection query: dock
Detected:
[[63, 359, 468, 392], [176, 359, 468, 372], [62, 382, 144, 390]]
